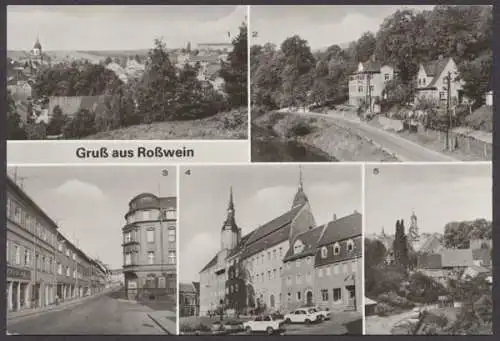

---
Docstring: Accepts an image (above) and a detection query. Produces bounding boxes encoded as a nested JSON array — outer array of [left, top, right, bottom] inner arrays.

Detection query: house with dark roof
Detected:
[[348, 55, 398, 111], [314, 212, 362, 312], [415, 56, 465, 107], [418, 248, 475, 287], [198, 169, 317, 316]]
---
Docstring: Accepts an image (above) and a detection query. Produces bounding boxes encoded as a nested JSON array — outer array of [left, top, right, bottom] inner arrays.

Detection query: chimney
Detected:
[[354, 209, 358, 214], [333, 214, 337, 221]]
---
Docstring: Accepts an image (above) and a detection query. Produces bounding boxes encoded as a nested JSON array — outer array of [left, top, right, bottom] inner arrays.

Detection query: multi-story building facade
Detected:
[[199, 171, 318, 316], [6, 176, 59, 312], [281, 226, 324, 311], [122, 193, 177, 300], [348, 56, 397, 111], [314, 213, 363, 313], [179, 282, 200, 317], [6, 176, 107, 317]]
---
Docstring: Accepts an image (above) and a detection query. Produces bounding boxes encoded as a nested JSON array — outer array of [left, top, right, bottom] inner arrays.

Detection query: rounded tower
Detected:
[[221, 187, 239, 251]]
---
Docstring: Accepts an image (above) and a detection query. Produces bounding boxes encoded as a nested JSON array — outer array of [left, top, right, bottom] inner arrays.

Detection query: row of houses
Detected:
[[6, 176, 110, 316], [198, 171, 362, 316], [348, 55, 468, 112]]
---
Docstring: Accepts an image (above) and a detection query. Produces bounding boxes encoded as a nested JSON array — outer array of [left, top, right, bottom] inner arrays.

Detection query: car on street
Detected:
[[284, 308, 322, 324], [243, 315, 286, 335], [309, 306, 331, 320]]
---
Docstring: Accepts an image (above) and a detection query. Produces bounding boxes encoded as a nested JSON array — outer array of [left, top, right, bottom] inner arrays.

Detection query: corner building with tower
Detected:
[[122, 193, 177, 300], [199, 170, 362, 316]]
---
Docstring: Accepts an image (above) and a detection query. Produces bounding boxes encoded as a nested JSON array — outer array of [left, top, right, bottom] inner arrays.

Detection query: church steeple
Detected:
[[292, 166, 309, 208], [222, 186, 238, 232]]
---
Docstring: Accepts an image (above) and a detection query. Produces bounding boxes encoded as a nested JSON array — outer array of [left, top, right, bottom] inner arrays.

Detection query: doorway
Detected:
[[306, 291, 313, 306]]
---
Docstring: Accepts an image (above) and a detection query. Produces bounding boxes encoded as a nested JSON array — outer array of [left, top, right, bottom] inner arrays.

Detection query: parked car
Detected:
[[310, 306, 331, 320], [284, 308, 321, 324], [243, 315, 285, 335]]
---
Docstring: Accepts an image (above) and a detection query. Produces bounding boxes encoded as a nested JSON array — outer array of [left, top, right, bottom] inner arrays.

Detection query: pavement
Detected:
[[7, 289, 175, 335], [286, 110, 458, 162]]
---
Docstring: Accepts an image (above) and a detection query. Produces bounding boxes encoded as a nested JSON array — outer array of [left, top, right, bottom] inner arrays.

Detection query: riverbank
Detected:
[[252, 111, 398, 162]]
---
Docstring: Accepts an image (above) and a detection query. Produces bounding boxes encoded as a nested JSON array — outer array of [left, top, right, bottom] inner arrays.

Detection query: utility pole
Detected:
[[446, 71, 452, 151], [367, 73, 372, 115]]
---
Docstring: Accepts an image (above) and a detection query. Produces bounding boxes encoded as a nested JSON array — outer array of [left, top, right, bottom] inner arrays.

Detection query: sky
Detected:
[[365, 163, 492, 236], [7, 5, 247, 50], [251, 5, 436, 50], [179, 164, 362, 283], [7, 166, 177, 270]]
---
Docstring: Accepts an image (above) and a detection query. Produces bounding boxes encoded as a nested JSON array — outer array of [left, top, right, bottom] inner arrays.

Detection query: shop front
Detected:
[[7, 266, 32, 313]]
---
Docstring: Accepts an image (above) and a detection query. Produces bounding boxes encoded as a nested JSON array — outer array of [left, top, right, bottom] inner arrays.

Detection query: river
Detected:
[[251, 139, 336, 162]]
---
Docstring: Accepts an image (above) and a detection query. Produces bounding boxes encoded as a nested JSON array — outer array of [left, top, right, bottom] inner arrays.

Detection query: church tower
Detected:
[[292, 166, 309, 208], [408, 210, 420, 243], [30, 35, 43, 65], [221, 187, 240, 251]]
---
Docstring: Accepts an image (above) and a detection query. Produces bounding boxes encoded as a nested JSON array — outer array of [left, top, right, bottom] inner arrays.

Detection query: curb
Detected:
[[147, 313, 176, 335]]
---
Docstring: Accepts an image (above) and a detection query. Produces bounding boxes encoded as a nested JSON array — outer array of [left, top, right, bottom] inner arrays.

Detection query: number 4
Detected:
[[185, 169, 191, 176]]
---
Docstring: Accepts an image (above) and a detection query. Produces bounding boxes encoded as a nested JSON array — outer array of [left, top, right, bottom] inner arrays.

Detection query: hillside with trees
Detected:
[[9, 22, 248, 140], [251, 5, 492, 116]]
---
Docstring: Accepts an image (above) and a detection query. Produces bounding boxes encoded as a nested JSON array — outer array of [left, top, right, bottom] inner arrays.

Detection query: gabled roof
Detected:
[[200, 254, 218, 273], [419, 57, 452, 89], [316, 212, 362, 247], [246, 204, 304, 246], [283, 225, 324, 262], [441, 248, 474, 268]]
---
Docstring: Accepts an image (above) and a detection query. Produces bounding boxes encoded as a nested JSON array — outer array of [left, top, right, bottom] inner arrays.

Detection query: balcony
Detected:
[[121, 240, 139, 247]]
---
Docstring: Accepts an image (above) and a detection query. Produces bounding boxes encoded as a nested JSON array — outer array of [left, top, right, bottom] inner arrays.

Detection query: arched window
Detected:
[[321, 247, 328, 259], [333, 243, 340, 255]]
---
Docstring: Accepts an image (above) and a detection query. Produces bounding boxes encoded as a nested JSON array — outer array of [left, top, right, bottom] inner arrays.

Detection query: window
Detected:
[[318, 268, 324, 278], [125, 253, 132, 265], [422, 78, 426, 85], [257, 274, 260, 283], [57, 263, 62, 275], [168, 228, 176, 242], [333, 243, 340, 255], [326, 267, 331, 276], [439, 91, 446, 100], [148, 251, 155, 264], [384, 73, 390, 81], [7, 198, 12, 219], [347, 239, 354, 252], [15, 245, 20, 264], [273, 249, 276, 259], [42, 256, 46, 272], [146, 229, 155, 243], [24, 249, 30, 266], [72, 252, 75, 260], [306, 272, 312, 283], [49, 258, 53, 273], [66, 266, 70, 277], [279, 247, 283, 257], [168, 251, 176, 264], [124, 232, 131, 243], [321, 247, 328, 259], [267, 271, 271, 280], [296, 259, 301, 268], [66, 248, 70, 257], [296, 292, 301, 301], [35, 253, 40, 270], [261, 272, 264, 282], [321, 289, 329, 301], [296, 274, 301, 284], [358, 86, 363, 93], [165, 209, 176, 220], [333, 288, 342, 302], [6, 241, 9, 264], [267, 251, 271, 260], [58, 243, 63, 252], [273, 269, 277, 279]]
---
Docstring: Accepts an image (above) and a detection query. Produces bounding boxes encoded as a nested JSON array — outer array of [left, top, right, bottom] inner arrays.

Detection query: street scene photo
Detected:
[[6, 166, 177, 334], [178, 164, 363, 335], [364, 163, 492, 335], [250, 5, 492, 162], [7, 5, 248, 140]]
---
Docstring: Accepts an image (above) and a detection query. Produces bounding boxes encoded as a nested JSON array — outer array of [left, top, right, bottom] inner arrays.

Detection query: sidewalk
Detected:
[[146, 310, 177, 334], [7, 288, 114, 322]]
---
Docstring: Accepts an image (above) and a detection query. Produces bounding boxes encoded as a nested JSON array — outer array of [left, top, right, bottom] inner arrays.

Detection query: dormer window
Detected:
[[321, 247, 328, 259], [347, 239, 355, 252], [293, 240, 304, 254], [333, 243, 340, 255]]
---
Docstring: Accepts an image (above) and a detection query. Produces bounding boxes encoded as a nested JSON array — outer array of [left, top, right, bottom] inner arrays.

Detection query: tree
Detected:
[[104, 56, 113, 65], [62, 109, 96, 139], [353, 32, 377, 62], [220, 22, 248, 108], [136, 38, 179, 123], [393, 219, 410, 269], [7, 92, 27, 140], [47, 105, 67, 135], [444, 219, 492, 249]]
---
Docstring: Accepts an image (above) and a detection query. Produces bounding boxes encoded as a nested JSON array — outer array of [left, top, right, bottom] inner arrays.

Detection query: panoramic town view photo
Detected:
[[364, 163, 492, 335], [6, 166, 177, 334], [178, 164, 363, 335], [7, 5, 248, 140], [250, 5, 492, 162]]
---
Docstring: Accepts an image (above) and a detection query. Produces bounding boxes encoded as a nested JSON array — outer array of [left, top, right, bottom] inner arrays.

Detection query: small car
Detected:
[[284, 308, 321, 324], [243, 315, 285, 335], [310, 306, 331, 320]]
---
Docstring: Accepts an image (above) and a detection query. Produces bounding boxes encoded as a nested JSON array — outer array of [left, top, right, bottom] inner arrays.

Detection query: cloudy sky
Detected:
[[7, 166, 177, 270], [365, 163, 492, 236], [179, 164, 362, 282], [251, 5, 436, 50], [7, 5, 247, 50]]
